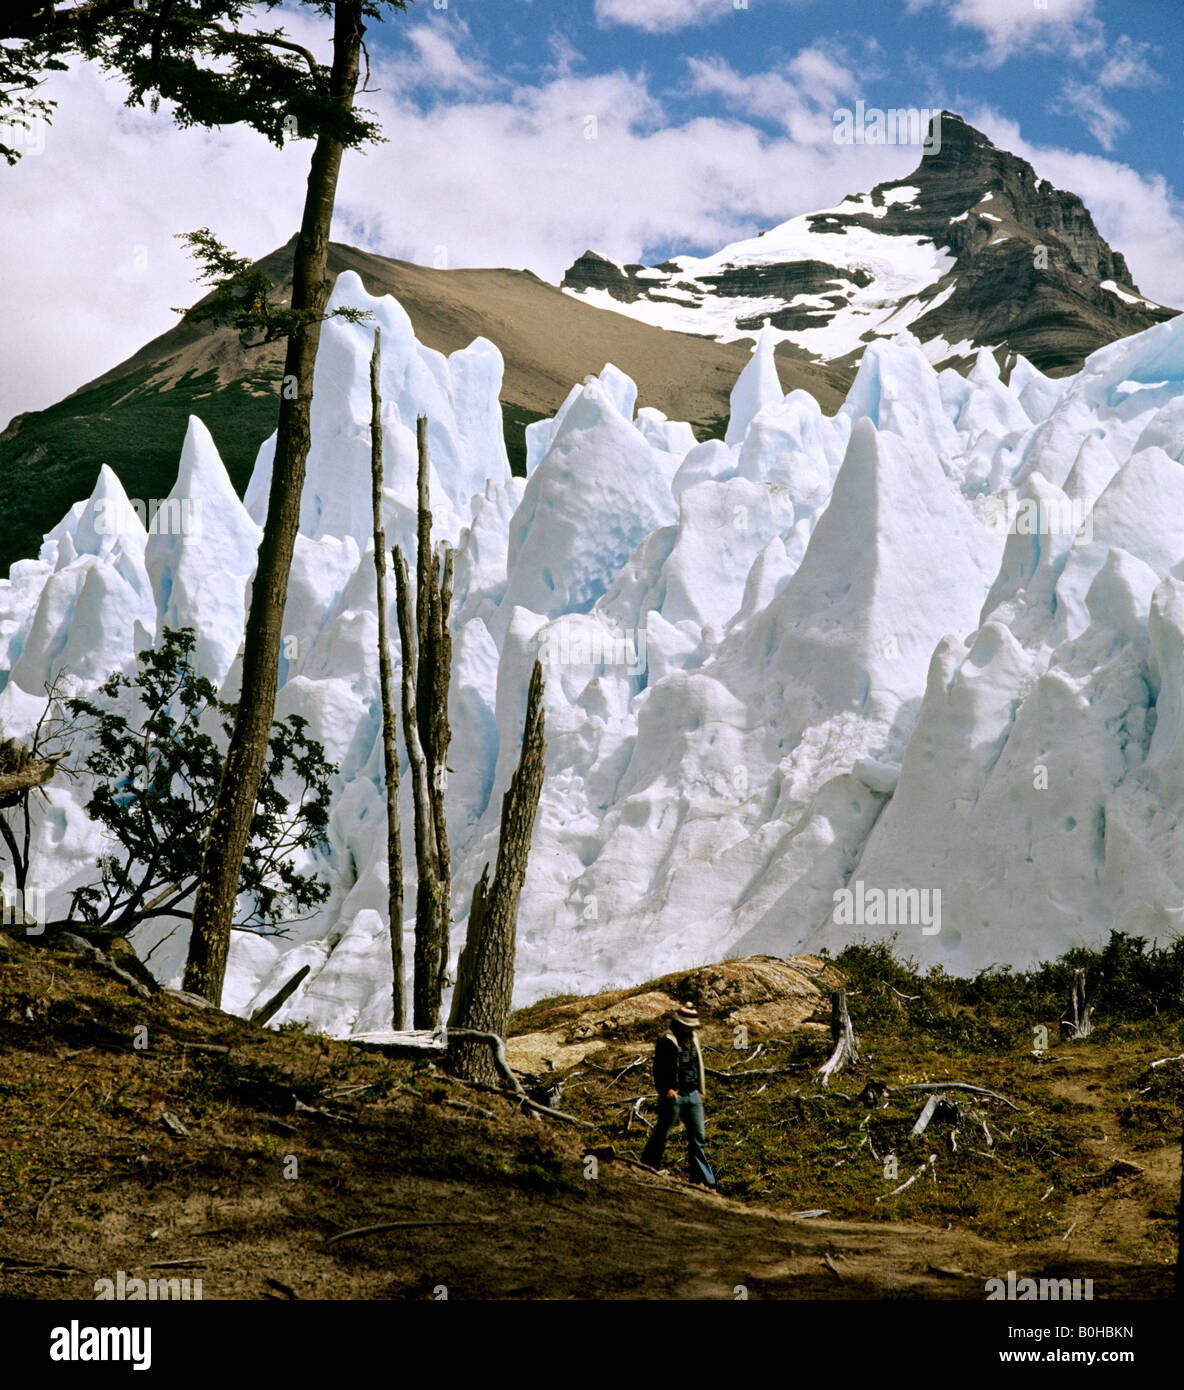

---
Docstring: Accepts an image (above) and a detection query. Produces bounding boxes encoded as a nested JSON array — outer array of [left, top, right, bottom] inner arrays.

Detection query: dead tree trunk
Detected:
[[818, 988, 861, 1087], [369, 329, 405, 1028], [393, 546, 444, 1029], [0, 742, 63, 810], [447, 661, 546, 1086], [0, 740, 65, 902], [1061, 968, 1093, 1041], [250, 963, 312, 1027], [427, 545, 453, 1001], [412, 417, 453, 1007]]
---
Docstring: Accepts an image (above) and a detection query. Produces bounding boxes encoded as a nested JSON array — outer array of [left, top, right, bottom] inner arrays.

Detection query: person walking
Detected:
[[640, 1002, 716, 1187]]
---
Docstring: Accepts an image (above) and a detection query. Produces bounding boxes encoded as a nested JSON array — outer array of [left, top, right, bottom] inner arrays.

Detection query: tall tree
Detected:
[[2, 4, 407, 1005]]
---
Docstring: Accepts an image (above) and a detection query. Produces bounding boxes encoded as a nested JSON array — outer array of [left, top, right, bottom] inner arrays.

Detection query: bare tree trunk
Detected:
[[369, 329, 405, 1028], [447, 661, 546, 1086], [184, 2, 364, 1006], [393, 547, 444, 1028], [411, 418, 453, 1006], [817, 988, 861, 1087], [427, 547, 453, 999], [1061, 968, 1093, 1041], [0, 740, 63, 810]]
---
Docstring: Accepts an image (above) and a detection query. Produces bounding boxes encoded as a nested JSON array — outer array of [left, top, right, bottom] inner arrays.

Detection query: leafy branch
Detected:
[[173, 226, 372, 346]]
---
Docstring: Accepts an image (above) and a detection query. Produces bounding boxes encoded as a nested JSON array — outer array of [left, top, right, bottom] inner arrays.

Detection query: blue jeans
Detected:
[[641, 1091, 716, 1186]]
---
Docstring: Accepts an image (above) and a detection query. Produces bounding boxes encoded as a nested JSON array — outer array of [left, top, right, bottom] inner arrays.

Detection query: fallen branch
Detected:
[[445, 1098, 497, 1120], [910, 1092, 945, 1138], [250, 964, 311, 1026], [610, 1057, 646, 1086], [454, 1076, 593, 1127], [891, 1082, 1021, 1112], [60, 933, 152, 999], [966, 1147, 1015, 1172], [445, 1028, 527, 1095], [324, 1219, 495, 1246], [705, 1065, 808, 1080], [876, 1153, 937, 1203]]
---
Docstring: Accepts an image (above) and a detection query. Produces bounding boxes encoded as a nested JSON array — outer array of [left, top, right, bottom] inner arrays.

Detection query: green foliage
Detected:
[[174, 227, 372, 345], [1, 3, 408, 163], [825, 929, 1184, 1047], [64, 627, 336, 936], [1117, 1062, 1184, 1135]]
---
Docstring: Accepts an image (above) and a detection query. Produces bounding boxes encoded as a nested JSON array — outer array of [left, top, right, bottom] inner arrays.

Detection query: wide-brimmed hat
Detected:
[[673, 1003, 701, 1029]]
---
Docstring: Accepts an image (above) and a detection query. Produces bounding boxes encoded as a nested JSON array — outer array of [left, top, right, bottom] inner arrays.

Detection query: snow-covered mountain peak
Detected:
[[562, 112, 1176, 379]]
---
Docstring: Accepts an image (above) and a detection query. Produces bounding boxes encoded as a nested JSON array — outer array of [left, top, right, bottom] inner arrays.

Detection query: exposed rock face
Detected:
[[505, 955, 838, 1073], [562, 112, 1176, 376]]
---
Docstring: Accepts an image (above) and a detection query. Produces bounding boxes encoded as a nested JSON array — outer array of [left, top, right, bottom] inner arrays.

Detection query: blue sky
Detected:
[[1, 0, 1181, 426], [373, 0, 1182, 267]]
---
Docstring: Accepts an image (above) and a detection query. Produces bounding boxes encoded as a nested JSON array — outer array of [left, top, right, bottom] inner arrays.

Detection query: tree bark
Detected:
[[427, 546, 453, 999], [369, 328, 405, 1028], [412, 418, 453, 1005], [1061, 967, 1093, 1041], [183, 2, 364, 1005], [817, 988, 861, 1087], [447, 661, 546, 1086], [250, 963, 311, 1026], [393, 547, 444, 1028], [0, 749, 62, 809]]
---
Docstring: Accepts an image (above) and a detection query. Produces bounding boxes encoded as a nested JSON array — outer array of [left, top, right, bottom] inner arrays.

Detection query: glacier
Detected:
[[3, 268, 1184, 1035]]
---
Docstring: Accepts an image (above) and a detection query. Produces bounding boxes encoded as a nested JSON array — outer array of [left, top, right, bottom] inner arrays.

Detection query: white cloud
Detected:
[[594, 0, 803, 35], [338, 56, 919, 274], [909, 0, 1100, 65], [0, 62, 307, 430], [967, 105, 1184, 309], [1097, 36, 1163, 90], [1056, 80, 1127, 152], [404, 21, 496, 92], [686, 49, 859, 144]]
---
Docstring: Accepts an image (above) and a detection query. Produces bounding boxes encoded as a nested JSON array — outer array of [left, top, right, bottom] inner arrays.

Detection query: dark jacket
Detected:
[[654, 1030, 706, 1099]]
